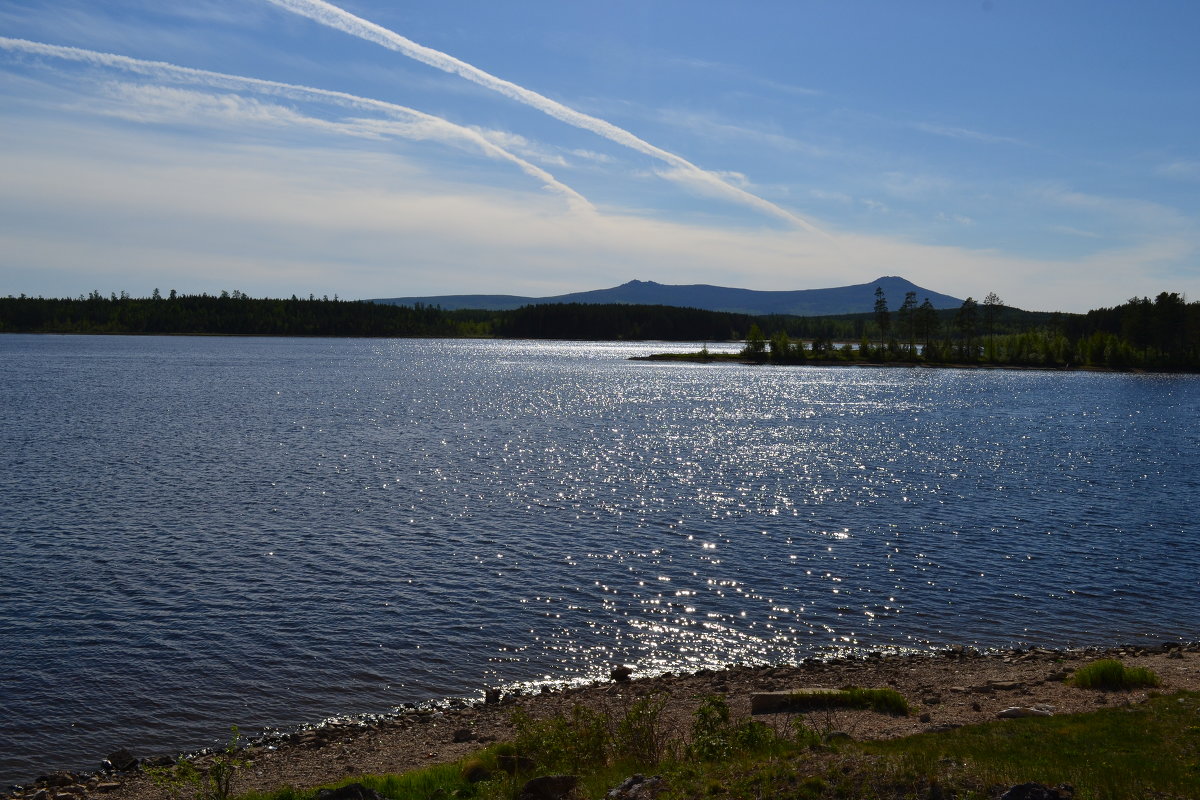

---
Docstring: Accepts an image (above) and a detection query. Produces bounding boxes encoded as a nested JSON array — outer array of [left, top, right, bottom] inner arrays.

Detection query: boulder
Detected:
[[610, 666, 634, 682], [452, 728, 475, 743], [104, 749, 139, 772], [1000, 782, 1074, 800]]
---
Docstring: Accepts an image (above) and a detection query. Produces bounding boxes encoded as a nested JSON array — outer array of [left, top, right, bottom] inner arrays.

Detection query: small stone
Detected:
[[484, 688, 501, 705], [996, 706, 1053, 719], [452, 728, 475, 743], [1169, 650, 1184, 659], [988, 680, 1024, 692], [919, 712, 932, 723], [95, 783, 122, 793]]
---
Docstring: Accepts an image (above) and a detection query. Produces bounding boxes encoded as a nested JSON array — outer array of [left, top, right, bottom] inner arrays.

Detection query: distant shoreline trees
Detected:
[[2, 287, 1197, 371]]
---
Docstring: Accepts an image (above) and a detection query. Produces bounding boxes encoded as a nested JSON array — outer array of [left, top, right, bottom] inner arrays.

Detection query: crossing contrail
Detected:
[[264, 0, 825, 234], [0, 36, 593, 212]]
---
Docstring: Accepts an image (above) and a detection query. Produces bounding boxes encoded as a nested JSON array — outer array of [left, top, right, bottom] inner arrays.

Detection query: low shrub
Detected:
[[1068, 659, 1161, 690], [614, 693, 671, 765]]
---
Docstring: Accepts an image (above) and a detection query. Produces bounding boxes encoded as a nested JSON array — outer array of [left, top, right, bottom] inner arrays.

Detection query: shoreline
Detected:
[[629, 352, 1165, 374], [8, 640, 1198, 800]]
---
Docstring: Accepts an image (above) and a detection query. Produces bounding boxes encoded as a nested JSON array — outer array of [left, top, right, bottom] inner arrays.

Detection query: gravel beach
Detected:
[[9, 642, 1198, 800]]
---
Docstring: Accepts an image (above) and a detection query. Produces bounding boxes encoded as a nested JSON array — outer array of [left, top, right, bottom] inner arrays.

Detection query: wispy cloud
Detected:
[[653, 107, 830, 159], [470, 127, 571, 167], [1034, 183, 1190, 231], [0, 36, 593, 212], [1156, 160, 1200, 180], [264, 0, 825, 234], [1045, 224, 1104, 240], [936, 211, 974, 226], [666, 55, 821, 97], [912, 121, 1027, 147]]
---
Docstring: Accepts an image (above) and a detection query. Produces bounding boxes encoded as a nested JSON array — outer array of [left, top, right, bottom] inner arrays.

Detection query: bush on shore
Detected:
[[1068, 659, 1161, 690]]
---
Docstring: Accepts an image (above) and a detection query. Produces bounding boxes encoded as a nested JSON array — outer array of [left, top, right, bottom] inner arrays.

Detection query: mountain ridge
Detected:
[[373, 276, 963, 317]]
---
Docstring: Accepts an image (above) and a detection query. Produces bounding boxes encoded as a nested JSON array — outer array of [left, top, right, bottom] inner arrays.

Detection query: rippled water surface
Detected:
[[2, 335, 1198, 783]]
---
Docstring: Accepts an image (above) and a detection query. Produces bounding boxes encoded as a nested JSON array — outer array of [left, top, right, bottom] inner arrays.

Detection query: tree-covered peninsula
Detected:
[[650, 290, 1200, 372]]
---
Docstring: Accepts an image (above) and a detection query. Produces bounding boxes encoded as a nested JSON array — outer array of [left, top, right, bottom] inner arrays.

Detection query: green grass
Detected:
[[237, 692, 1200, 800], [1068, 659, 1162, 690], [237, 760, 475, 800], [838, 687, 910, 716], [860, 691, 1200, 800]]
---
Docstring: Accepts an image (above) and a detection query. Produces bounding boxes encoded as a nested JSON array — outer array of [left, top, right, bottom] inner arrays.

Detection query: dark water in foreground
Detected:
[[2, 335, 1198, 784]]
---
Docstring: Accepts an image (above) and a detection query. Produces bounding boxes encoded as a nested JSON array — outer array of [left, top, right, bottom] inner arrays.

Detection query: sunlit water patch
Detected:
[[1, 336, 1197, 784]]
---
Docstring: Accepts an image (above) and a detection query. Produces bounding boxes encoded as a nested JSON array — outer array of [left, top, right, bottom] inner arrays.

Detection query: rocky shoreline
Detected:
[[7, 641, 1198, 800]]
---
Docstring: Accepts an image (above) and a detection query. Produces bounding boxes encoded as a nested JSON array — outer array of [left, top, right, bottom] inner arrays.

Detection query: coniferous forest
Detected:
[[1, 287, 1197, 371]]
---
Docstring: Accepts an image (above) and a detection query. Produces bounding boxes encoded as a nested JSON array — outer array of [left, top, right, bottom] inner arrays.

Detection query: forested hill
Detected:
[[374, 276, 963, 315]]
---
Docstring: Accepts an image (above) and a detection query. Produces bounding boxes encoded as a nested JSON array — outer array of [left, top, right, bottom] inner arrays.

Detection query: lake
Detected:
[[1, 334, 1198, 784]]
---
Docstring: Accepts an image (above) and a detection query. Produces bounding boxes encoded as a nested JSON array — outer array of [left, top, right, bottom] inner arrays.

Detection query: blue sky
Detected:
[[2, 1, 1198, 312]]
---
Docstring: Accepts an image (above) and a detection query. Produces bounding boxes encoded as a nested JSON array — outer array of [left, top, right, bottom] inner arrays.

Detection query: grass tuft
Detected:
[[841, 687, 910, 716], [1068, 659, 1162, 690]]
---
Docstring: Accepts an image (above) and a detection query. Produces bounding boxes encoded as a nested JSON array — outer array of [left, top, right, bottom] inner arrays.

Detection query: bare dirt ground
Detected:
[[10, 643, 1198, 800]]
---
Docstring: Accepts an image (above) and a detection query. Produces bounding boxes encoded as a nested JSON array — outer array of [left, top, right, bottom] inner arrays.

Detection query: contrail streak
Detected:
[[264, 0, 824, 234], [0, 36, 593, 212]]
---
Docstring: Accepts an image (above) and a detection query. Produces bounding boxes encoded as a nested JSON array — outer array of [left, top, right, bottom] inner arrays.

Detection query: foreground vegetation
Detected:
[[3, 286, 1197, 371], [222, 687, 1199, 800]]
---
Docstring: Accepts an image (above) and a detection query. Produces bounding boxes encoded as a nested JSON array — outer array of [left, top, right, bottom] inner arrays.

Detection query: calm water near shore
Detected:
[[2, 334, 1198, 784]]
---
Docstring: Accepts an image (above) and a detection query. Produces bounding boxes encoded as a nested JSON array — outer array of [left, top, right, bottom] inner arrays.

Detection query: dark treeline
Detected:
[[3, 288, 1197, 371], [742, 290, 1200, 372], [0, 291, 751, 341], [0, 290, 485, 337], [492, 302, 753, 340]]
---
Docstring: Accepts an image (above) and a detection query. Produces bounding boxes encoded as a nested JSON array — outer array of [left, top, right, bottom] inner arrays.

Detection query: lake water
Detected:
[[2, 334, 1198, 784]]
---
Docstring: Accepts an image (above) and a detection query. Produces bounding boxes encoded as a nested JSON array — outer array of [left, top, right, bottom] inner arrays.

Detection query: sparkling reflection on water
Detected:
[[1, 335, 1198, 783]]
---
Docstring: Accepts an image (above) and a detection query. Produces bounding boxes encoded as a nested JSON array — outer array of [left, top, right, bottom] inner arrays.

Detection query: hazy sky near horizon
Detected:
[[2, 1, 1198, 312]]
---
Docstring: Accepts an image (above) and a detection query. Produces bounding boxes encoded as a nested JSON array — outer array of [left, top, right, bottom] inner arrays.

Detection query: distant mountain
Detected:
[[372, 276, 963, 317]]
